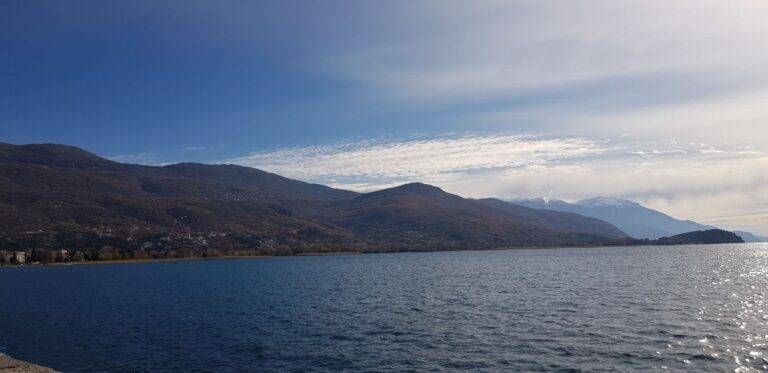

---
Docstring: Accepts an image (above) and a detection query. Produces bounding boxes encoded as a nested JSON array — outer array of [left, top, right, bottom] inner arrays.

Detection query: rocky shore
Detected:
[[0, 355, 59, 373]]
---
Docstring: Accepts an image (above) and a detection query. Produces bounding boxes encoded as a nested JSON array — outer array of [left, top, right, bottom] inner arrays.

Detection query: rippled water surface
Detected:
[[2, 244, 768, 372]]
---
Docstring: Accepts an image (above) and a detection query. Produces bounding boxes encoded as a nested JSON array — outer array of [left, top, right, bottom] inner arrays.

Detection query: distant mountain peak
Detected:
[[395, 182, 446, 194], [352, 182, 452, 203], [511, 195, 740, 240], [733, 230, 767, 243], [1, 142, 104, 159], [576, 197, 640, 208], [0, 141, 120, 169], [511, 197, 567, 205]]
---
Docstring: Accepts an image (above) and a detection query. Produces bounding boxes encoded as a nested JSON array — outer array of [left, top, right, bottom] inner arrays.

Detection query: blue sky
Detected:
[[2, 1, 768, 234]]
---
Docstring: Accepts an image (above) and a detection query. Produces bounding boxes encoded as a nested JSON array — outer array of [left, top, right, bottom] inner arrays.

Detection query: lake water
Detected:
[[2, 244, 768, 372]]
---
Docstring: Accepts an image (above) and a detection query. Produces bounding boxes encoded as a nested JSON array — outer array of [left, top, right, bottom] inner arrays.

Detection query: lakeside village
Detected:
[[0, 227, 210, 266], [0, 226, 265, 266], [0, 225, 366, 266], [0, 249, 32, 265]]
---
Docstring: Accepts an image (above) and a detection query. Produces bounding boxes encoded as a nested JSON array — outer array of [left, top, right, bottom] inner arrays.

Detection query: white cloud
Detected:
[[225, 135, 606, 187], [319, 1, 768, 103], [575, 89, 768, 146], [631, 149, 688, 156], [308, 0, 768, 157]]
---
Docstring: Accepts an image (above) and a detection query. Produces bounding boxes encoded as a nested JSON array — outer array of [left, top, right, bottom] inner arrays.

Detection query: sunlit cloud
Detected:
[[225, 135, 606, 189], [630, 150, 688, 156]]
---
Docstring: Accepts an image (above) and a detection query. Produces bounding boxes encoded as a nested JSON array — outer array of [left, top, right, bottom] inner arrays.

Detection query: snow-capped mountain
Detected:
[[512, 197, 717, 240]]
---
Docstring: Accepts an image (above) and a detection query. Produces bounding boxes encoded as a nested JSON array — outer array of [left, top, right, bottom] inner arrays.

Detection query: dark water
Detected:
[[2, 244, 768, 372]]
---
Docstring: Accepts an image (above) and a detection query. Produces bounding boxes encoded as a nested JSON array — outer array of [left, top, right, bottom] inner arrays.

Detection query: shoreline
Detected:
[[0, 355, 59, 373], [8, 252, 362, 267], [8, 255, 272, 268], [2, 242, 759, 269], [48, 255, 272, 266], [295, 251, 361, 256]]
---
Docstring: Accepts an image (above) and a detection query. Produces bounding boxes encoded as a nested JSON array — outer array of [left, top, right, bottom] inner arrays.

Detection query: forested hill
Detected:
[[653, 229, 745, 245]]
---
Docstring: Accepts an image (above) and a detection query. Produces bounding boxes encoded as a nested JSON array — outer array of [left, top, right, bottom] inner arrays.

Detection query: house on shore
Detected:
[[0, 250, 27, 265], [58, 249, 70, 262], [14, 251, 26, 264], [0, 250, 12, 265]]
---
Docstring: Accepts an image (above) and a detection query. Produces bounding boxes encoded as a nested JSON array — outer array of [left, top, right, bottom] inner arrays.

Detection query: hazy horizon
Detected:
[[2, 1, 767, 235]]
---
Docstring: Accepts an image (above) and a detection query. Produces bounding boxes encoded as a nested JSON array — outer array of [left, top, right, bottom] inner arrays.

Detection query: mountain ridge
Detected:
[[513, 196, 713, 239], [0, 142, 634, 260], [513, 196, 763, 242]]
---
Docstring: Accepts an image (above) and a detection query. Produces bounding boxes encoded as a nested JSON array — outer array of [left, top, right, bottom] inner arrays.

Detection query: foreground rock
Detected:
[[0, 355, 59, 373]]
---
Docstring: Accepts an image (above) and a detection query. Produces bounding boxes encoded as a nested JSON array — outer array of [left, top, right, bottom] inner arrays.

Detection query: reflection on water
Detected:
[[1, 243, 767, 372]]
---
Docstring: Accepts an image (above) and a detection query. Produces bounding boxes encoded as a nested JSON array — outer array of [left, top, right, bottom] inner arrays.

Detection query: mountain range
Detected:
[[512, 197, 764, 242], [1, 142, 641, 259], [732, 231, 767, 243]]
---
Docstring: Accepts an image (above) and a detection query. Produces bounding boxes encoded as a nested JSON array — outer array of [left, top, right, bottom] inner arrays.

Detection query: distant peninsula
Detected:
[[651, 229, 745, 245]]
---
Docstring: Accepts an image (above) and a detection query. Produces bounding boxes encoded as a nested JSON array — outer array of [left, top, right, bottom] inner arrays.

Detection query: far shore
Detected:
[[51, 255, 272, 266], [295, 251, 361, 256], [2, 252, 364, 268], [7, 255, 272, 267], [3, 242, 753, 269]]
